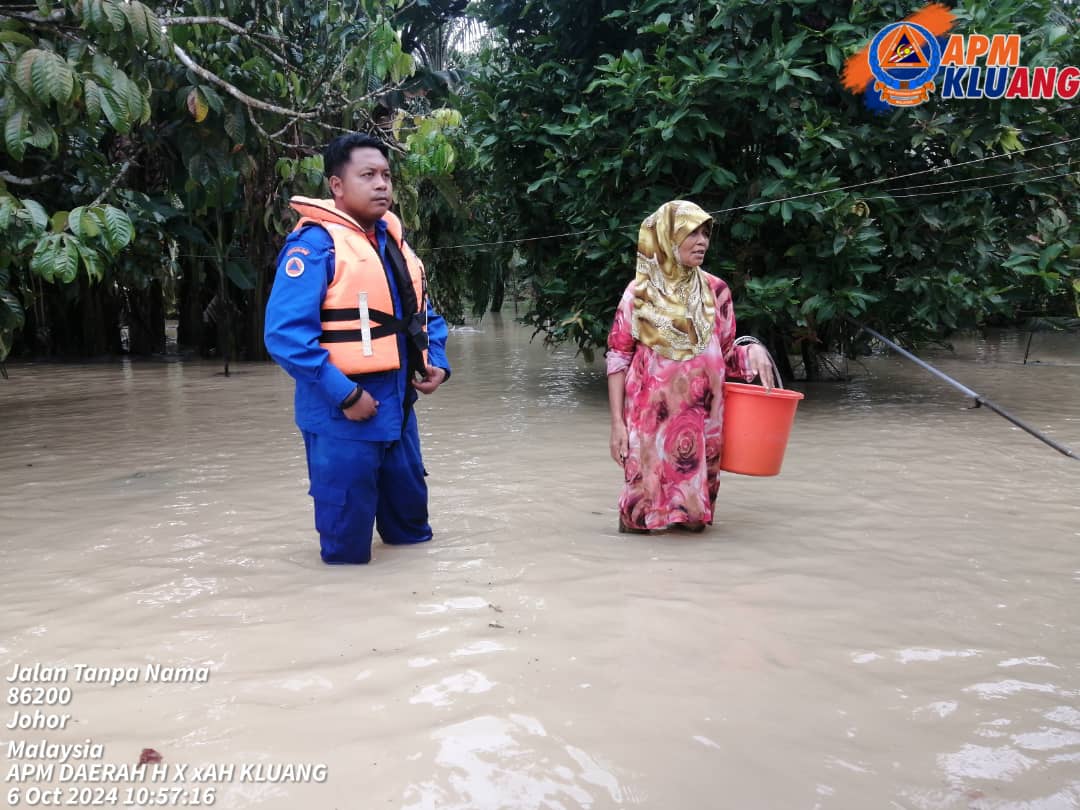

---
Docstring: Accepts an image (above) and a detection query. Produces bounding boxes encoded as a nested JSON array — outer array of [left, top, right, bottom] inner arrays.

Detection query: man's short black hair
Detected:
[[323, 133, 389, 179]]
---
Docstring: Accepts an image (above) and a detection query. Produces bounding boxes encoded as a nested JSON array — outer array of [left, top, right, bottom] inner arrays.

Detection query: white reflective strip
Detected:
[[358, 292, 373, 356]]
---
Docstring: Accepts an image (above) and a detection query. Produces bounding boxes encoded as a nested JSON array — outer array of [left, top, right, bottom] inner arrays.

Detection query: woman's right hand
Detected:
[[610, 422, 629, 467]]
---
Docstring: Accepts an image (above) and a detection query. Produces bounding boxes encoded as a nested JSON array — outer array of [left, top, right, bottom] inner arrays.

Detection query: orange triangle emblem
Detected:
[[879, 24, 932, 68]]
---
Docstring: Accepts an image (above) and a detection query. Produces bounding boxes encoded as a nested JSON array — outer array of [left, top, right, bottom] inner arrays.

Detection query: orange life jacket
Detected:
[[289, 196, 428, 378]]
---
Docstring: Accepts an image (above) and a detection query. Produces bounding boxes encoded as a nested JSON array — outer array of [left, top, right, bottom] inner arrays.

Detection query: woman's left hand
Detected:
[[746, 344, 779, 391]]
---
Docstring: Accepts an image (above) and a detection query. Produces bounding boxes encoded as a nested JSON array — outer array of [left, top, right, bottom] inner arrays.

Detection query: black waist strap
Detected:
[[319, 307, 428, 350], [320, 306, 398, 324], [320, 326, 397, 342]]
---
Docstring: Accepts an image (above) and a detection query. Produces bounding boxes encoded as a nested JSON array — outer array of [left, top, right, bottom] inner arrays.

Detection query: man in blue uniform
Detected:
[[264, 133, 451, 564]]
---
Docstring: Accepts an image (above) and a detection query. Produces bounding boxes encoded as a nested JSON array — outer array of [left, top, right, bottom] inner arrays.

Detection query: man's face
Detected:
[[329, 147, 392, 226]]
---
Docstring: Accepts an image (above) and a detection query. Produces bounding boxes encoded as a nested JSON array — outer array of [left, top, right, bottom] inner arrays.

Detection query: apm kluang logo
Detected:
[[842, 3, 1080, 108], [867, 20, 942, 106]]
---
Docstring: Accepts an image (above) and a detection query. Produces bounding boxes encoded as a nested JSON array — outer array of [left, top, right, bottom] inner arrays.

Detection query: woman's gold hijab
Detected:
[[631, 200, 715, 361]]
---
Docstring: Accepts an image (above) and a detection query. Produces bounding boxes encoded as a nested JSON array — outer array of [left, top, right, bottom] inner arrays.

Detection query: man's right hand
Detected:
[[343, 389, 379, 421]]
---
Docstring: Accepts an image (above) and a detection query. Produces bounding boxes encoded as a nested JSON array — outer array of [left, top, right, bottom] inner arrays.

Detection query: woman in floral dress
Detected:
[[607, 200, 777, 533]]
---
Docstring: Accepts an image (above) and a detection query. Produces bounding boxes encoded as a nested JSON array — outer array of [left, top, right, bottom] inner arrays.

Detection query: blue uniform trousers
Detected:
[[302, 411, 431, 564]]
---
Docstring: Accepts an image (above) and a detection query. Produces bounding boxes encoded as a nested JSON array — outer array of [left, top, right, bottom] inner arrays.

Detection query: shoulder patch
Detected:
[[284, 256, 305, 278], [286, 246, 311, 256]]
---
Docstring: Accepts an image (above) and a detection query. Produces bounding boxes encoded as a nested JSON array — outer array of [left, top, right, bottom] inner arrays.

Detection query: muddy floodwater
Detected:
[[1, 319, 1078, 809]]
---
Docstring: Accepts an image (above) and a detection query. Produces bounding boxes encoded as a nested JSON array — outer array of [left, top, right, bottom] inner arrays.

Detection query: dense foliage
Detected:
[[469, 0, 1079, 373], [0, 0, 469, 362], [2, 0, 1077, 375]]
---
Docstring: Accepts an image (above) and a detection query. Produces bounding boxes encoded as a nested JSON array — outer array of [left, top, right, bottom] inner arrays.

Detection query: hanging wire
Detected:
[[864, 168, 1080, 200], [423, 134, 1080, 253], [885, 157, 1075, 192], [176, 160, 1077, 264]]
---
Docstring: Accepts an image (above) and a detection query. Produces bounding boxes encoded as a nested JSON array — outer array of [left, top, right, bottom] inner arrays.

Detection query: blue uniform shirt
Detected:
[[264, 219, 451, 442]]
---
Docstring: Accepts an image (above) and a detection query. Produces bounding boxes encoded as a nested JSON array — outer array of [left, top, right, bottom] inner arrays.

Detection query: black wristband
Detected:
[[340, 385, 364, 409]]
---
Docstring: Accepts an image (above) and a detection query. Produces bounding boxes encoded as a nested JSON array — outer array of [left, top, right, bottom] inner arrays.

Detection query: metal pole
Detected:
[[848, 318, 1078, 461]]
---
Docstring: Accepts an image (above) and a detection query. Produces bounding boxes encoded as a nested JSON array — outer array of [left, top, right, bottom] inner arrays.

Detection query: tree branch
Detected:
[[0, 9, 82, 42], [162, 16, 290, 67], [0, 9, 65, 23], [245, 105, 315, 153], [0, 171, 57, 186], [163, 16, 248, 34], [92, 159, 135, 206], [172, 42, 317, 119]]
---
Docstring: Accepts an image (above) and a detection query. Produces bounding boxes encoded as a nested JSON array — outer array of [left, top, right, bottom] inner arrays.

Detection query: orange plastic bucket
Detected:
[[719, 382, 805, 476]]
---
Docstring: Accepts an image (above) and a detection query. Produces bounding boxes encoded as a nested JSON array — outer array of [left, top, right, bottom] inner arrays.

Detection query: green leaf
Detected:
[[25, 120, 56, 151], [825, 44, 843, 71], [95, 205, 134, 252], [29, 49, 76, 104], [832, 233, 847, 255], [224, 106, 246, 144], [1047, 25, 1069, 46], [82, 0, 102, 30], [1002, 253, 1035, 270], [1038, 243, 1065, 270], [102, 0, 127, 31], [123, 1, 160, 44], [98, 87, 130, 132], [0, 290, 25, 329], [788, 67, 822, 81], [69, 205, 86, 238], [30, 234, 60, 281], [0, 32, 35, 47], [14, 50, 38, 98], [765, 156, 788, 177], [83, 79, 103, 124], [0, 197, 14, 231], [526, 176, 555, 193], [107, 86, 135, 132], [199, 85, 224, 114], [225, 260, 256, 290], [56, 235, 80, 282], [77, 243, 104, 282], [20, 199, 48, 232], [50, 210, 69, 232], [78, 207, 102, 239], [126, 74, 149, 125], [4, 107, 28, 161]]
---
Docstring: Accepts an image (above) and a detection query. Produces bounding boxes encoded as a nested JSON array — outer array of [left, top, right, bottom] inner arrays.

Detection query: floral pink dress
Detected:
[[606, 273, 754, 530]]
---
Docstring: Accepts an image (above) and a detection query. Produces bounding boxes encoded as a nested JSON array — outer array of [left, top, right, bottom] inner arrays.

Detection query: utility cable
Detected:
[[425, 134, 1080, 252]]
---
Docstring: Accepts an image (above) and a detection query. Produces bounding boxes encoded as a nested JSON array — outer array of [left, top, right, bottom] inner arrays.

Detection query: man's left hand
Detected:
[[412, 365, 447, 395]]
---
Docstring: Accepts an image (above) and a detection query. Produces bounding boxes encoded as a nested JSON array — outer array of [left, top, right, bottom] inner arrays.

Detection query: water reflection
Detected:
[[0, 321, 1077, 809], [402, 715, 626, 810]]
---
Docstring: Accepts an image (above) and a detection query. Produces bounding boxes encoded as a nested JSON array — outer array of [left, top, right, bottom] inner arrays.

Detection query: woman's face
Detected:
[[677, 223, 711, 267]]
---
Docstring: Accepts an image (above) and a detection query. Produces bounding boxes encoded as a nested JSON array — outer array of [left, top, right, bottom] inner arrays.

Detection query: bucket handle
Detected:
[[734, 336, 784, 390]]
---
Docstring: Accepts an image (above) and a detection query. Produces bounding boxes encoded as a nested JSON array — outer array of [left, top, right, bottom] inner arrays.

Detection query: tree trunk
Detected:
[[177, 260, 204, 354], [80, 277, 122, 356], [127, 281, 165, 355], [801, 340, 818, 382], [770, 332, 794, 384], [490, 266, 506, 313], [41, 276, 121, 357]]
